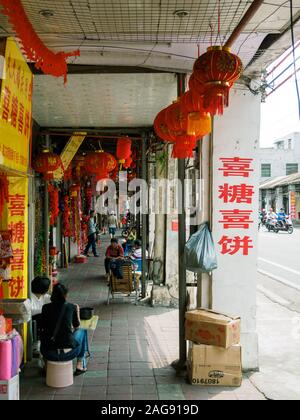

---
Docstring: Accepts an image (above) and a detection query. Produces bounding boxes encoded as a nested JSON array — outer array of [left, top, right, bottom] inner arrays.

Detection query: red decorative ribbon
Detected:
[[0, 0, 80, 83]]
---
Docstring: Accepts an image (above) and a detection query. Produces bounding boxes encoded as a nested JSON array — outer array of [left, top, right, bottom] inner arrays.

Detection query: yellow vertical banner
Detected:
[[0, 37, 33, 173], [2, 177, 28, 299]]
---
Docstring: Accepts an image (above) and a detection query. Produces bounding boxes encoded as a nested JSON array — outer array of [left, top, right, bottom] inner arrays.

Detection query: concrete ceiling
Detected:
[[32, 72, 177, 128], [0, 0, 299, 128]]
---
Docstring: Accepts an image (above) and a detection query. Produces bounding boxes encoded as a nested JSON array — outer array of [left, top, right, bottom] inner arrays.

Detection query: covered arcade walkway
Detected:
[[20, 234, 264, 401]]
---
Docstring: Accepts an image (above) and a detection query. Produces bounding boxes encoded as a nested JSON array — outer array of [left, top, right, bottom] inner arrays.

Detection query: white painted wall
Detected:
[[212, 88, 260, 370]]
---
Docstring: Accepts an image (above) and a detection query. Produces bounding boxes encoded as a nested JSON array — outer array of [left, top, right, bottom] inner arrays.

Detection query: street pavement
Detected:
[[254, 227, 300, 400]]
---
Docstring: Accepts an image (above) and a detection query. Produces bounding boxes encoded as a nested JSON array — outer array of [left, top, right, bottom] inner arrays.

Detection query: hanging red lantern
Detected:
[[193, 46, 243, 115], [154, 109, 176, 143], [165, 101, 188, 133], [188, 74, 205, 101], [123, 156, 133, 169], [0, 174, 9, 219], [33, 149, 62, 181], [172, 135, 197, 159], [85, 151, 117, 181], [181, 90, 203, 113], [116, 137, 132, 164]]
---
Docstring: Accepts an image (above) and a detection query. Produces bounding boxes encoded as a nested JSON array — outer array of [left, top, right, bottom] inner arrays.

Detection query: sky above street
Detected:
[[260, 45, 300, 148]]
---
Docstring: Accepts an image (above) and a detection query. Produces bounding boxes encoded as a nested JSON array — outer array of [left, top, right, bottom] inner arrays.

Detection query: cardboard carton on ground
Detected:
[[188, 343, 242, 387], [185, 309, 241, 348], [0, 375, 19, 400]]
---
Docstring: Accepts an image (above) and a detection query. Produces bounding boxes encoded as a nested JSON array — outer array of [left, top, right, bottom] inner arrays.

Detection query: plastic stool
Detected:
[[46, 360, 74, 388]]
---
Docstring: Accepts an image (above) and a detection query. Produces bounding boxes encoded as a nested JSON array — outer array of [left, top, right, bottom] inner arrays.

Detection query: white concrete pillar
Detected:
[[212, 88, 260, 370], [275, 187, 284, 212]]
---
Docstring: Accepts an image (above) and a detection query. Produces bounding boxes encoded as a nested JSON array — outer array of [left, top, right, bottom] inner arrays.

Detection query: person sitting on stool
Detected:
[[105, 238, 124, 280], [40, 283, 90, 376], [31, 276, 51, 356]]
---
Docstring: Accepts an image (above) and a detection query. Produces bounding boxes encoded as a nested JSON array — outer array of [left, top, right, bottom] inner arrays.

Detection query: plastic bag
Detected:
[[185, 223, 218, 274]]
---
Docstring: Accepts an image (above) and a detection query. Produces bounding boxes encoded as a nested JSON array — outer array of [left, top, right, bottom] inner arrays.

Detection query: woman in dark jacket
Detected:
[[41, 283, 89, 375]]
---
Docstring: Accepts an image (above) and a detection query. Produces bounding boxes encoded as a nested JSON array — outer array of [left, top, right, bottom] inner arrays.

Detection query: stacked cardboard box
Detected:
[[185, 309, 242, 387]]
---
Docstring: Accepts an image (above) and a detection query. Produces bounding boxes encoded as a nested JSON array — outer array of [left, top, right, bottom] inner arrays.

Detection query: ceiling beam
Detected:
[[28, 64, 174, 75]]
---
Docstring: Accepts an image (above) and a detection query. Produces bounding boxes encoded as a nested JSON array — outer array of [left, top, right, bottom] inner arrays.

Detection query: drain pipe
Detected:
[[225, 0, 265, 48]]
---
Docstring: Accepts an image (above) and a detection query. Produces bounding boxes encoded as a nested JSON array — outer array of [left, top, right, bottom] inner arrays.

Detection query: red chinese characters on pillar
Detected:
[[219, 157, 254, 178], [219, 184, 254, 204], [218, 157, 255, 257], [219, 210, 254, 229], [219, 236, 253, 256]]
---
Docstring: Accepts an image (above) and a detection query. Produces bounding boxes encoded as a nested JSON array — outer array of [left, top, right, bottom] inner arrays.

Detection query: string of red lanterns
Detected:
[[154, 42, 243, 159]]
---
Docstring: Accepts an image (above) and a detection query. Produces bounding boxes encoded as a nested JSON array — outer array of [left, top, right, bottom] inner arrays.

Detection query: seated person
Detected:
[[122, 228, 137, 253], [40, 283, 90, 376], [31, 276, 51, 355], [130, 239, 148, 260], [105, 238, 124, 280]]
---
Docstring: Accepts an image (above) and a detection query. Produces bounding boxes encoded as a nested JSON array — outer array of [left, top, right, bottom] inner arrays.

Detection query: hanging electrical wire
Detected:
[[290, 0, 300, 120]]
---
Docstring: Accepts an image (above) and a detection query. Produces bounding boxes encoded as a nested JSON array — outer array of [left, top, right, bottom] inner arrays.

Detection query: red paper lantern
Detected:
[[124, 156, 133, 169], [154, 109, 176, 143], [165, 101, 188, 133], [85, 151, 117, 181], [117, 137, 132, 164], [33, 149, 62, 181], [172, 135, 196, 159], [181, 91, 203, 113], [193, 46, 243, 115]]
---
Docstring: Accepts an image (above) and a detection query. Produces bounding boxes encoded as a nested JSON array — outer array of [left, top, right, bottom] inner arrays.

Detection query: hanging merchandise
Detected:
[[85, 184, 93, 214], [70, 185, 81, 253], [0, 231, 13, 299], [48, 184, 60, 226], [0, 174, 9, 219], [0, 0, 80, 83], [85, 151, 117, 181], [116, 137, 132, 166], [73, 155, 86, 182], [62, 195, 71, 238], [63, 165, 72, 182], [193, 46, 243, 115], [33, 149, 63, 181]]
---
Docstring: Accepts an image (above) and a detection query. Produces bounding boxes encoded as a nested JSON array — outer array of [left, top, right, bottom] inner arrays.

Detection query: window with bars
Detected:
[[261, 164, 271, 178], [286, 164, 298, 176]]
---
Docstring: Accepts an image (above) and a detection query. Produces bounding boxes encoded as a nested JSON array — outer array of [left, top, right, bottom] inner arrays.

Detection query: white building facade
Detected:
[[259, 132, 300, 183]]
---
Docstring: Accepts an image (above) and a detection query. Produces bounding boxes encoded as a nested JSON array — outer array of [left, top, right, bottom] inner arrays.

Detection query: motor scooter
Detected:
[[275, 215, 294, 234]]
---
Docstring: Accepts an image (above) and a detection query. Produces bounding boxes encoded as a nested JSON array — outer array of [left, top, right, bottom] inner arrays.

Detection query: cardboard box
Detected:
[[0, 375, 19, 400], [188, 343, 242, 387], [185, 309, 241, 348]]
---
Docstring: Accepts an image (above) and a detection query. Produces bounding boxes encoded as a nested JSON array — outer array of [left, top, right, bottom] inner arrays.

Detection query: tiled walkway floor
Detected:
[[21, 236, 265, 400]]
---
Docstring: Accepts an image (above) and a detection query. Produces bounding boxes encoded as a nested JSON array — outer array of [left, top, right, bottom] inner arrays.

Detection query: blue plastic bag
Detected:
[[185, 223, 218, 274]]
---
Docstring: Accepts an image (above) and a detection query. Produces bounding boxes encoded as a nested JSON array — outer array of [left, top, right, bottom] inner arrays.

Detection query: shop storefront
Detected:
[[0, 37, 33, 397]]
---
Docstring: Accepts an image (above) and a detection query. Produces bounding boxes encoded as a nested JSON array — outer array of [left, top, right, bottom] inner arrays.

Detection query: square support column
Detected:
[[212, 88, 260, 370]]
